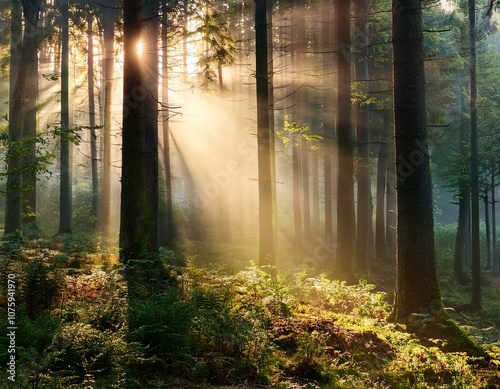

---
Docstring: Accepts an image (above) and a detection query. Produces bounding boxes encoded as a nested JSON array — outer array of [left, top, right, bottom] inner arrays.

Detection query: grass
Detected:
[[0, 233, 498, 388]]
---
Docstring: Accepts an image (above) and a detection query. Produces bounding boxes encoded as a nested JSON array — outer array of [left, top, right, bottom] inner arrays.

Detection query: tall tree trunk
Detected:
[[255, 0, 275, 269], [302, 143, 311, 242], [322, 0, 334, 250], [469, 0, 481, 311], [268, 0, 277, 251], [375, 118, 389, 261], [59, 0, 72, 235], [386, 143, 396, 254], [335, 0, 355, 282], [160, 0, 175, 245], [293, 135, 303, 249], [87, 11, 99, 220], [454, 192, 471, 284], [492, 184, 499, 276], [311, 150, 320, 232], [354, 0, 371, 273], [392, 0, 442, 321], [120, 0, 149, 262], [454, 70, 471, 283], [101, 6, 115, 238], [143, 0, 160, 253], [21, 0, 40, 231], [485, 192, 492, 269], [4, 0, 24, 234]]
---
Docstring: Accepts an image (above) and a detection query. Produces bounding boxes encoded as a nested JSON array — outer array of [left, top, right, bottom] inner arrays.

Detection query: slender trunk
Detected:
[[101, 7, 114, 238], [485, 193, 492, 270], [268, 0, 277, 251], [160, 0, 175, 245], [492, 184, 499, 276], [302, 142, 311, 242], [59, 0, 72, 234], [87, 12, 99, 219], [255, 0, 275, 269], [454, 192, 471, 283], [311, 150, 320, 232], [469, 0, 481, 311], [375, 119, 389, 261], [336, 0, 355, 282], [386, 143, 396, 254], [293, 136, 302, 249], [392, 0, 442, 321]]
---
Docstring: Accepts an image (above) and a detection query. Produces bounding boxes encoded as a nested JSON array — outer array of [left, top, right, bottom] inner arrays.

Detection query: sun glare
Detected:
[[137, 40, 143, 56], [440, 0, 455, 14]]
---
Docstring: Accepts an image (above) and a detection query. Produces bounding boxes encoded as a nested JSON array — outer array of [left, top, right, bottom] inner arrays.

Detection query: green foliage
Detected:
[[23, 258, 62, 319], [277, 116, 323, 150]]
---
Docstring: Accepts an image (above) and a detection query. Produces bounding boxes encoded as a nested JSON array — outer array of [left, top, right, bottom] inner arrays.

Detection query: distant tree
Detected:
[[392, 0, 442, 321], [87, 8, 99, 219], [468, 0, 481, 311]]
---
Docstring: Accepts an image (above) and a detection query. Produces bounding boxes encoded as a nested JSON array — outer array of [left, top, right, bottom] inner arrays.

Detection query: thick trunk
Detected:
[[255, 0, 275, 268], [59, 0, 72, 234], [88, 12, 99, 219], [120, 0, 149, 262], [335, 0, 355, 281], [392, 0, 442, 321], [143, 0, 160, 253], [354, 0, 371, 273]]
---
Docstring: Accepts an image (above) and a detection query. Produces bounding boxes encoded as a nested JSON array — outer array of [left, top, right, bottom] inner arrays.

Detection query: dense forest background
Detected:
[[0, 0, 499, 387]]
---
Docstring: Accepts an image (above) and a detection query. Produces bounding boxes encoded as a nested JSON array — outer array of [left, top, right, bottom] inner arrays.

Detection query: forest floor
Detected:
[[0, 234, 499, 388]]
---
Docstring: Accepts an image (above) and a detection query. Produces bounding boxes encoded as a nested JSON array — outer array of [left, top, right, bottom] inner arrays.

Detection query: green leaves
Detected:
[[277, 115, 323, 150]]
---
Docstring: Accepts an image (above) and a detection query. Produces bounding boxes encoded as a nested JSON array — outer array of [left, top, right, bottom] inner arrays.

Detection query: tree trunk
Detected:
[[335, 0, 355, 282], [59, 0, 72, 235], [311, 150, 320, 232], [354, 0, 371, 274], [485, 193, 492, 270], [375, 120, 388, 261], [87, 11, 99, 220], [255, 0, 275, 269], [21, 0, 40, 231], [469, 0, 481, 311], [293, 135, 303, 249], [322, 0, 334, 250], [386, 142, 396, 254], [120, 0, 149, 263], [143, 0, 160, 253], [492, 184, 499, 276], [4, 0, 24, 235], [160, 0, 175, 245], [454, 192, 471, 284], [101, 6, 115, 239], [302, 142, 311, 242], [392, 0, 442, 321]]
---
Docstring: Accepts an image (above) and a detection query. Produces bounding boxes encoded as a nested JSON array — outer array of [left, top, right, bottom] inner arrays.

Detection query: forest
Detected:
[[0, 0, 499, 387]]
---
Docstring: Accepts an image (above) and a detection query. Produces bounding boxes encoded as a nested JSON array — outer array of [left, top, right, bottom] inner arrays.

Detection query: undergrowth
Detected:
[[0, 239, 498, 388]]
